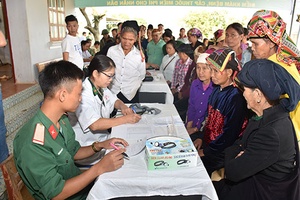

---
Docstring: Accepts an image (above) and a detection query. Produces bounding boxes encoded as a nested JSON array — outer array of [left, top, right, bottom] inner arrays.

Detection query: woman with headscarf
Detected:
[[193, 48, 248, 176], [171, 43, 196, 121], [247, 9, 300, 143], [187, 28, 203, 51], [186, 53, 213, 136], [206, 29, 227, 54], [215, 59, 300, 200]]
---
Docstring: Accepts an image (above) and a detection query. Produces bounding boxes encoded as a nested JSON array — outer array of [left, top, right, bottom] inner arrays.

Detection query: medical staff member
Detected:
[[69, 55, 141, 148]]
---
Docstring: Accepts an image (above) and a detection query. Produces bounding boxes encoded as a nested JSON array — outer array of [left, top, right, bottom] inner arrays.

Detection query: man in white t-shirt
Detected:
[[61, 15, 84, 70]]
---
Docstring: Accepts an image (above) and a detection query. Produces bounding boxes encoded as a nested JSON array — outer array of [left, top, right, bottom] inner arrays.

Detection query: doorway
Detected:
[[0, 0, 13, 82]]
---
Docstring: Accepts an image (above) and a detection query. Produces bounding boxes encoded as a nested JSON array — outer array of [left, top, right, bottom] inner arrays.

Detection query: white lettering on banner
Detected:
[[107, 0, 119, 5], [119, 0, 135, 5], [136, 0, 148, 5], [175, 0, 194, 6], [159, 0, 174, 5], [148, 0, 159, 5], [194, 0, 206, 6]]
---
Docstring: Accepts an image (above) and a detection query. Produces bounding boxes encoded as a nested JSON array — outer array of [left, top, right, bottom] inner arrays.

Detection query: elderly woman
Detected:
[[247, 9, 300, 142], [186, 53, 213, 136], [215, 59, 300, 200], [193, 48, 248, 175]]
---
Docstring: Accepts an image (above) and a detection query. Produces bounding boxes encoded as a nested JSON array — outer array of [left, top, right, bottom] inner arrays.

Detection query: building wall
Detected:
[[6, 0, 75, 83]]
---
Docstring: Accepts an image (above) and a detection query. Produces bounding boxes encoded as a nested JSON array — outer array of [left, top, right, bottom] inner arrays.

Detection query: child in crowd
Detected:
[[61, 15, 84, 70]]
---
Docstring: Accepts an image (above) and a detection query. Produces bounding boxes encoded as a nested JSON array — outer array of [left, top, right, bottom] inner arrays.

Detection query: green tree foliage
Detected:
[[183, 10, 249, 40]]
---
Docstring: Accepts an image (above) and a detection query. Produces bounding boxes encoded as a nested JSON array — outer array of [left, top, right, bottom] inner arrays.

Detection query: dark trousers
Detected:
[[117, 91, 139, 104], [190, 130, 225, 177], [201, 152, 225, 176], [174, 97, 189, 122]]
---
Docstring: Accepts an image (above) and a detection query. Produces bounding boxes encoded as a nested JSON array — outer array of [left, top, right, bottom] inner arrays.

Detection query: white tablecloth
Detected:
[[139, 70, 174, 104], [87, 104, 218, 200]]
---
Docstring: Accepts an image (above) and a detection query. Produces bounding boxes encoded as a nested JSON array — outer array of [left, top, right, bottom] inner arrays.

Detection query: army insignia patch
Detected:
[[48, 124, 58, 139], [32, 123, 45, 145]]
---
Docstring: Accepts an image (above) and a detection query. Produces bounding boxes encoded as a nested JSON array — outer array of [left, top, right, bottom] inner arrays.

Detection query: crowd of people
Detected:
[[10, 9, 300, 200]]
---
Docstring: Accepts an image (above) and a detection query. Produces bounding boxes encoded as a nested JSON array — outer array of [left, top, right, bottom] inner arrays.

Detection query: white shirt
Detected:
[[160, 53, 179, 82], [177, 37, 189, 44], [61, 34, 84, 70], [107, 44, 146, 100], [82, 50, 92, 67], [69, 78, 118, 146]]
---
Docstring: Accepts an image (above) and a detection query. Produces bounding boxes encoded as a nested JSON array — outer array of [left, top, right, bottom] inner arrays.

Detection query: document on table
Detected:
[[125, 137, 147, 157], [152, 115, 182, 125]]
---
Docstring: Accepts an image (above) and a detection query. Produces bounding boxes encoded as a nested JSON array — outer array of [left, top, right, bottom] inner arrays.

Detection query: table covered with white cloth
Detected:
[[139, 70, 174, 104], [87, 104, 218, 200]]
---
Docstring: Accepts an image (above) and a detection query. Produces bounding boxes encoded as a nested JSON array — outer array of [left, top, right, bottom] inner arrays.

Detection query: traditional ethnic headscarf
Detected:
[[214, 29, 225, 43], [188, 28, 203, 40], [248, 10, 300, 66], [206, 48, 241, 72], [238, 59, 300, 112], [207, 48, 241, 82]]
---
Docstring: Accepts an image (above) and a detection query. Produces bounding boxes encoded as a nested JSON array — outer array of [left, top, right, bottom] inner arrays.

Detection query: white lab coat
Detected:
[[69, 78, 118, 147]]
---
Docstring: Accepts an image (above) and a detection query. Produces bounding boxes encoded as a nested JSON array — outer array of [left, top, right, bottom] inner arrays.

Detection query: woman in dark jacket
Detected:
[[216, 59, 300, 200]]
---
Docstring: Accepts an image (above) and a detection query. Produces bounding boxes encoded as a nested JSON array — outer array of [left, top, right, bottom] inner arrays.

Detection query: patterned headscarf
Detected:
[[248, 10, 300, 67], [214, 29, 225, 43], [206, 48, 241, 82], [188, 28, 203, 40], [206, 48, 241, 72]]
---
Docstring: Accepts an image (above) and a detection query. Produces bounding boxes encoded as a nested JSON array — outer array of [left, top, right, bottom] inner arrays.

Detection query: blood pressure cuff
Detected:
[[129, 103, 161, 115], [143, 75, 153, 82]]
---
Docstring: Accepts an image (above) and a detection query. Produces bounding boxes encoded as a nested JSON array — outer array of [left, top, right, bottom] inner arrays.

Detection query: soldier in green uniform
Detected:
[[13, 60, 128, 200]]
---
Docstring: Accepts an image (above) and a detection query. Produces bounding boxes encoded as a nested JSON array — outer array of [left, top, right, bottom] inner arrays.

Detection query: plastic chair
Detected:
[[0, 154, 33, 200]]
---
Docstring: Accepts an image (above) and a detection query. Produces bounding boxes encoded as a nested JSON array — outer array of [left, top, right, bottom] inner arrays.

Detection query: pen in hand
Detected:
[[110, 142, 129, 159], [131, 107, 136, 114]]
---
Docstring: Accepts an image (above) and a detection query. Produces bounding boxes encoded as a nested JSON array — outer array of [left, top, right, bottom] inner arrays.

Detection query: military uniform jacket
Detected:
[[13, 109, 86, 200]]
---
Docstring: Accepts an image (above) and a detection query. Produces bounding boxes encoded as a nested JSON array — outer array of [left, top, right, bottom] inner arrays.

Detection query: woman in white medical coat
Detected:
[[69, 55, 141, 147]]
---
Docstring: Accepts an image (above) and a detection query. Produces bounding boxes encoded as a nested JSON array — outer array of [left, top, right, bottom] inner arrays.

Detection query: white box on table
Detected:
[[145, 136, 197, 170]]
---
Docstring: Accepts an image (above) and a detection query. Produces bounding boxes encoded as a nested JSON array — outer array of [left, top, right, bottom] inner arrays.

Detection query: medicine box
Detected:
[[145, 136, 197, 170]]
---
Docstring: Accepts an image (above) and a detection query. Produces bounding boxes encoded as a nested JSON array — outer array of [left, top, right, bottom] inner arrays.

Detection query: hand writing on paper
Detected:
[[94, 148, 125, 174]]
